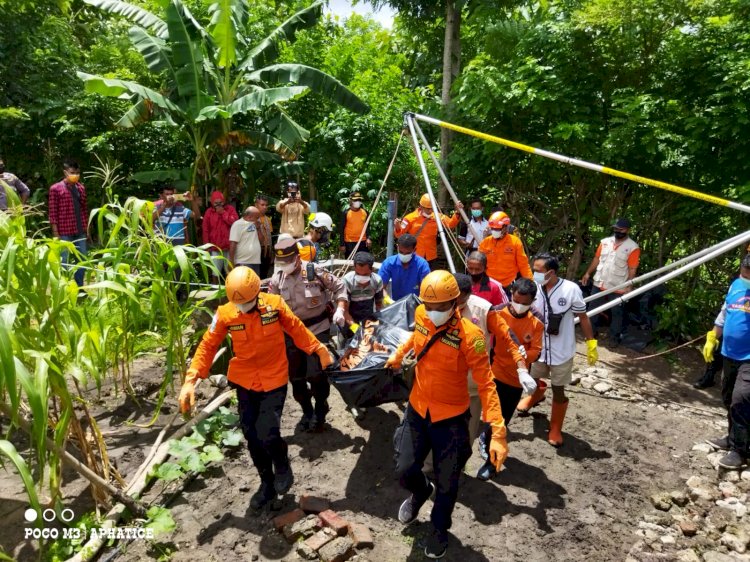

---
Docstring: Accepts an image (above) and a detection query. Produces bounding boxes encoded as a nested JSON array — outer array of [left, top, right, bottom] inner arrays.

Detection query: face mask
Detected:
[[235, 299, 256, 313], [426, 308, 453, 327], [533, 271, 548, 285], [354, 274, 371, 285], [318, 230, 330, 244], [613, 230, 627, 240], [470, 272, 483, 283], [275, 261, 297, 275], [398, 252, 413, 264], [491, 229, 505, 239], [511, 301, 531, 315], [66, 174, 80, 184], [352, 201, 362, 209], [471, 209, 483, 218], [421, 209, 433, 218]]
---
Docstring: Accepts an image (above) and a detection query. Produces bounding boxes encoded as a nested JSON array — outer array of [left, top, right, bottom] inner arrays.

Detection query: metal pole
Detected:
[[386, 193, 397, 258], [585, 231, 750, 302], [405, 114, 456, 273], [412, 120, 484, 246], [579, 229, 750, 321]]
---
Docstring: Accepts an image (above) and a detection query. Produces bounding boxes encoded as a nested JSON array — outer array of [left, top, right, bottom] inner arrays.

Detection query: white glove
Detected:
[[517, 345, 527, 359], [518, 368, 537, 395], [333, 307, 346, 327]]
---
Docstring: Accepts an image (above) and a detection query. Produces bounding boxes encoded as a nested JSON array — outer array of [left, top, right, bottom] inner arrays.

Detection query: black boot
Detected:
[[274, 458, 294, 495], [693, 369, 716, 389], [311, 401, 330, 432], [250, 479, 276, 511]]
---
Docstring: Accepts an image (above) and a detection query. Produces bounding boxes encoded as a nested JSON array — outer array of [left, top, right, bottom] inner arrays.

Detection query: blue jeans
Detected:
[[59, 235, 87, 286]]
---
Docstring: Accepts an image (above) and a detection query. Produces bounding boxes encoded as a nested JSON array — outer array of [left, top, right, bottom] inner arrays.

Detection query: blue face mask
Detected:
[[471, 209, 483, 218]]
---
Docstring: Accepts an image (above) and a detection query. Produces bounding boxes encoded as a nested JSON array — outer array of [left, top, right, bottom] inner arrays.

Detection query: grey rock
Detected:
[[720, 531, 749, 554], [676, 550, 701, 562], [702, 553, 736, 562], [651, 493, 673, 512], [693, 443, 713, 454], [594, 382, 613, 394], [671, 491, 690, 507]]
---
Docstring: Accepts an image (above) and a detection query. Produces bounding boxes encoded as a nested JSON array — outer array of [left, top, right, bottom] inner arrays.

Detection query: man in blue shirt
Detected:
[[704, 254, 750, 469], [378, 234, 431, 301]]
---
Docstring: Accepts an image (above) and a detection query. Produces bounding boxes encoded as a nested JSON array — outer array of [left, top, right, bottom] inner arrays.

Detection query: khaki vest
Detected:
[[593, 236, 639, 290]]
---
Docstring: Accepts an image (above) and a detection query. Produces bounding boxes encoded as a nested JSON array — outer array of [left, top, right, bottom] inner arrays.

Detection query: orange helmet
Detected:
[[420, 270, 460, 303], [419, 193, 432, 209], [225, 266, 260, 304], [488, 211, 510, 229]]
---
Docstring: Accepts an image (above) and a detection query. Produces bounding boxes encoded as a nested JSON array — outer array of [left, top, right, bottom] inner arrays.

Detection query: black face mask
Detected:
[[613, 230, 628, 240], [318, 230, 330, 246], [470, 272, 484, 283]]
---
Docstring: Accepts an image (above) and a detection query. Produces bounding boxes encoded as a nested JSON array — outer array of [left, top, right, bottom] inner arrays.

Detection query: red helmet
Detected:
[[488, 211, 510, 229]]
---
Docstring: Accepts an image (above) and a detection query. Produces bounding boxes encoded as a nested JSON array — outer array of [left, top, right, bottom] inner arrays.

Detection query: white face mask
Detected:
[[398, 252, 413, 264], [491, 229, 505, 239], [352, 201, 362, 209], [533, 271, 548, 285], [511, 301, 531, 315], [236, 299, 256, 313], [426, 308, 453, 327], [354, 274, 371, 284], [275, 261, 297, 275], [421, 209, 433, 218]]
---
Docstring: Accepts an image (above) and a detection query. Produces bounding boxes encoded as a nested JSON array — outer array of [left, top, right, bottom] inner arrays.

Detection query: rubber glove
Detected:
[[332, 306, 346, 327], [385, 353, 402, 370], [517, 344, 527, 360], [586, 339, 598, 366], [703, 330, 718, 363], [518, 368, 537, 395], [179, 370, 200, 414], [383, 294, 394, 306], [316, 345, 333, 370], [489, 434, 508, 471]]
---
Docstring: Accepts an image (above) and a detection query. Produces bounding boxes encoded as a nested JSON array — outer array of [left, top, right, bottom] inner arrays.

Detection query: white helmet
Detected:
[[309, 212, 334, 232]]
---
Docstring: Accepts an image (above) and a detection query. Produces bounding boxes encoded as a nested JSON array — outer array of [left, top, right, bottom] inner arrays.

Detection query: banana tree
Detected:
[[79, 0, 369, 193]]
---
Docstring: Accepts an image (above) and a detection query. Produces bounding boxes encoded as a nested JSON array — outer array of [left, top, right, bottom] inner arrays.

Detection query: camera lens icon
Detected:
[[25, 508, 74, 523]]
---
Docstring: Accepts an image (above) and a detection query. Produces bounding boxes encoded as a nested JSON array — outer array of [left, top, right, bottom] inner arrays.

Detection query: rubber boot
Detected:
[[547, 399, 569, 447], [516, 380, 547, 416]]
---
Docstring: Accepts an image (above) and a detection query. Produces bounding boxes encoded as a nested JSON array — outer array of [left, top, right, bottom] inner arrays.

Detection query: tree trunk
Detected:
[[439, 0, 461, 206]]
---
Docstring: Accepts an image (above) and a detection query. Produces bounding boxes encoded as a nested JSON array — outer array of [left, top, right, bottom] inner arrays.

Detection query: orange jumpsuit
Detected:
[[395, 210, 460, 262], [477, 233, 533, 286], [488, 307, 543, 388], [188, 292, 321, 391]]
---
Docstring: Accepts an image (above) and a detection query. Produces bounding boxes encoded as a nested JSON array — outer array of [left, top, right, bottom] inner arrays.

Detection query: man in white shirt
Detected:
[[527, 253, 598, 447], [458, 199, 489, 254], [229, 206, 262, 276]]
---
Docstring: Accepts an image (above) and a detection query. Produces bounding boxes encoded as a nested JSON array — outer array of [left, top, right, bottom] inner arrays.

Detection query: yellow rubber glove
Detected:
[[385, 353, 402, 370], [179, 370, 200, 414], [703, 330, 718, 363], [316, 346, 333, 370], [489, 435, 508, 471], [383, 294, 394, 306], [586, 339, 598, 366]]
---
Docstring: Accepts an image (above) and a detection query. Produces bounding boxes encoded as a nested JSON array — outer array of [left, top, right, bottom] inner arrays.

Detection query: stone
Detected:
[[300, 495, 331, 514], [688, 476, 707, 488], [580, 376, 596, 390], [651, 493, 673, 511], [720, 532, 749, 554], [740, 470, 750, 482], [319, 510, 350, 536], [717, 498, 748, 518], [296, 542, 318, 560], [723, 470, 741, 483], [708, 452, 724, 469], [283, 515, 321, 542], [719, 482, 739, 498], [348, 523, 374, 549], [671, 491, 690, 507], [273, 508, 306, 532], [593, 382, 613, 394], [676, 550, 701, 562], [305, 528, 337, 552], [662, 535, 676, 544], [706, 509, 734, 533], [690, 487, 721, 503], [319, 537, 354, 562], [680, 521, 699, 537], [702, 551, 737, 562]]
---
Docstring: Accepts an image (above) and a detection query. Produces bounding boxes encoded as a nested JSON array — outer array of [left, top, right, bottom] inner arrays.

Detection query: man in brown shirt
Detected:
[[255, 194, 274, 278], [276, 181, 310, 238]]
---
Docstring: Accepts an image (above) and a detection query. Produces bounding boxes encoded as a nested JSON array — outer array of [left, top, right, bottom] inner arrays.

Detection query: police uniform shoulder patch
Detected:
[[228, 324, 245, 331], [472, 335, 486, 354], [260, 309, 280, 325], [209, 313, 218, 333]]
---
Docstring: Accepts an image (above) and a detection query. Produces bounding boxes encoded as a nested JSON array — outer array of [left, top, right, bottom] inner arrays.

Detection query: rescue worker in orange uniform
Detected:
[[339, 191, 371, 257], [477, 277, 544, 480], [385, 271, 515, 559], [268, 234, 348, 431], [478, 211, 533, 293], [178, 267, 333, 510], [394, 193, 463, 270]]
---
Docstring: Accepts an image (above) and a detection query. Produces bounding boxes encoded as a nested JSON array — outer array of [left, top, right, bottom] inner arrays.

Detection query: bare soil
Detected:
[[0, 341, 729, 562]]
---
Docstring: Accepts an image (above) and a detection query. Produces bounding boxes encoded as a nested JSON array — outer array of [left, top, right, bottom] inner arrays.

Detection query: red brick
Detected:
[[300, 494, 331, 514], [318, 537, 354, 562], [348, 523, 373, 549], [318, 510, 349, 536], [305, 528, 337, 552], [272, 508, 305, 531]]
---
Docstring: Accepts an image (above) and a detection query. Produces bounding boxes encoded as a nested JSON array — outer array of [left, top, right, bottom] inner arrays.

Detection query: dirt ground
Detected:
[[0, 340, 731, 562]]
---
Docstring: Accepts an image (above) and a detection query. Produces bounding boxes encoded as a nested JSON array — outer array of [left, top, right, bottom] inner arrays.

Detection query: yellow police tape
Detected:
[[421, 115, 745, 212]]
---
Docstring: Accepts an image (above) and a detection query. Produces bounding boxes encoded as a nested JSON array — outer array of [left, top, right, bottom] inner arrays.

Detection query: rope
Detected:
[[336, 130, 406, 277], [432, 199, 468, 270], [629, 334, 706, 361]]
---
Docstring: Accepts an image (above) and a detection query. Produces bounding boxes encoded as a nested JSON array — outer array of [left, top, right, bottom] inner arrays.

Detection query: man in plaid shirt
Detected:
[[49, 159, 88, 286]]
